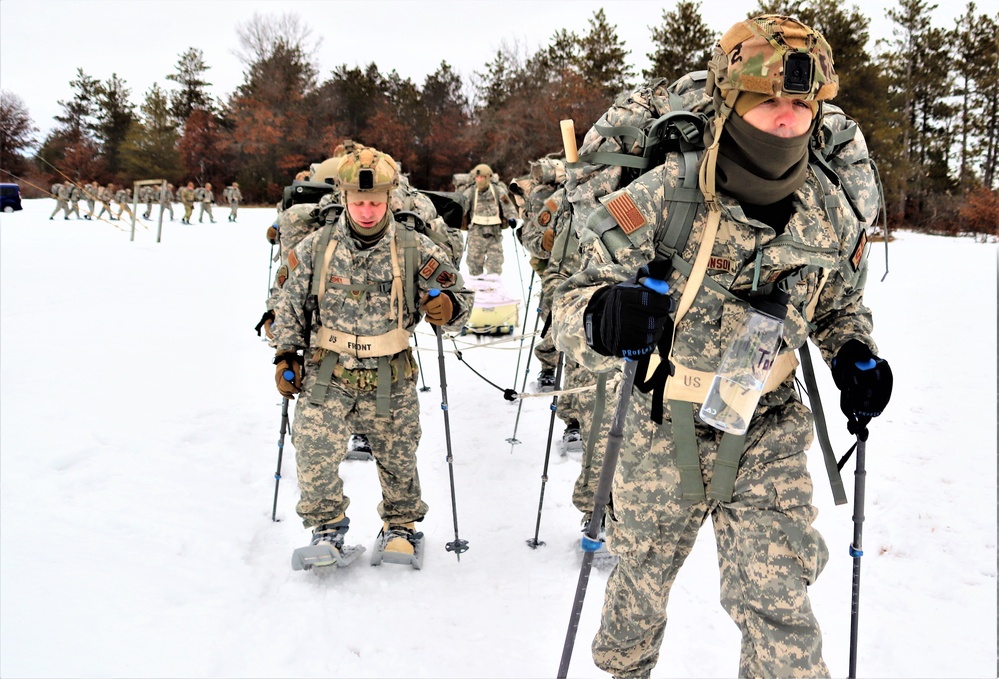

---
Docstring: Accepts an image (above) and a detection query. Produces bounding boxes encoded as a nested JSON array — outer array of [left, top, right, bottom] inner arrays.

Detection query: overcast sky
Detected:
[[1, 0, 967, 145]]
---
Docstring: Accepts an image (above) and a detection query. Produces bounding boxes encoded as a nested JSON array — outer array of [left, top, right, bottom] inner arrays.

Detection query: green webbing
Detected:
[[399, 228, 419, 316], [581, 373, 609, 487], [327, 280, 392, 301], [705, 432, 747, 502], [798, 342, 848, 505], [580, 150, 652, 170], [376, 356, 391, 416], [308, 351, 339, 405], [669, 400, 707, 501]]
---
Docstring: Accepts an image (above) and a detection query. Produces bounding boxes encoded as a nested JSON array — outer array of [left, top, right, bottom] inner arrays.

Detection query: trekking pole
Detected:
[[271, 386, 293, 522], [526, 352, 565, 548], [557, 359, 638, 678], [509, 268, 536, 388], [267, 240, 276, 297], [413, 332, 431, 392], [506, 301, 543, 449], [847, 427, 867, 679], [510, 226, 528, 304], [429, 290, 469, 561]]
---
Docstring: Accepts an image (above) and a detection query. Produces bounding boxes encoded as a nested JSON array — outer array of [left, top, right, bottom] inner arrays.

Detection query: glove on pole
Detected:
[[428, 290, 469, 561], [270, 393, 292, 522], [526, 352, 565, 549], [832, 339, 893, 441]]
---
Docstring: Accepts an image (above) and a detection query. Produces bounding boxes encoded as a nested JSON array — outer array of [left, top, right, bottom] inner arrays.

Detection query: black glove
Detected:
[[832, 339, 893, 440], [255, 310, 275, 338], [584, 268, 674, 359]]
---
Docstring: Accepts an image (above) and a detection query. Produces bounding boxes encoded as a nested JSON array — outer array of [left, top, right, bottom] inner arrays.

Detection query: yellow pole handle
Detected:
[[560, 119, 579, 163]]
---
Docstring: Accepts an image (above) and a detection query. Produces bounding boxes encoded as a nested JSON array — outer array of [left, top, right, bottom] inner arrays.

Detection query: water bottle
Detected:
[[699, 290, 790, 435]]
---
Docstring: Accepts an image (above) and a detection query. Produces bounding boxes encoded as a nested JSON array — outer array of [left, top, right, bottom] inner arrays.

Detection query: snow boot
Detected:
[[579, 513, 618, 571], [291, 514, 366, 572], [561, 420, 583, 455], [346, 433, 374, 461], [537, 367, 556, 392], [371, 521, 425, 569]]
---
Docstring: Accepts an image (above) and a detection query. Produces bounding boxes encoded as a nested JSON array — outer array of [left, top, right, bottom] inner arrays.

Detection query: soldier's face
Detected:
[[347, 200, 388, 229], [741, 97, 814, 138]]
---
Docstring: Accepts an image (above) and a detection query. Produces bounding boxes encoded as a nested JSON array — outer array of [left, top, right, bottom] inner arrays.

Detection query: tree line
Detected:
[[1, 1, 996, 234]]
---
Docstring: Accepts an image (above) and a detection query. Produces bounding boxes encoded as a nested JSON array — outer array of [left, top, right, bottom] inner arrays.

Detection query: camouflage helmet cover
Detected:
[[335, 147, 399, 194], [472, 164, 493, 179], [312, 157, 341, 185], [709, 15, 838, 103]]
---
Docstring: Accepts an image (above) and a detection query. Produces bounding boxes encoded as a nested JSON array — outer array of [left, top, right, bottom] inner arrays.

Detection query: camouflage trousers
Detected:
[[291, 364, 428, 529], [183, 203, 194, 221], [593, 394, 830, 679], [229, 202, 238, 219], [49, 199, 69, 219], [86, 201, 95, 217], [532, 271, 581, 427], [465, 224, 504, 276], [116, 204, 134, 220], [198, 202, 214, 222], [96, 202, 114, 219]]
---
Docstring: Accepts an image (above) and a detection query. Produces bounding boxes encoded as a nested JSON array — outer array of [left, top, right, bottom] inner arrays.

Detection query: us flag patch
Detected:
[[287, 249, 299, 271], [605, 194, 646, 234], [420, 257, 441, 280], [850, 231, 868, 271]]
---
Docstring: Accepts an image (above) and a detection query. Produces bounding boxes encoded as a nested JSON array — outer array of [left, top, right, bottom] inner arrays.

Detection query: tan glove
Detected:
[[274, 352, 303, 398], [420, 290, 454, 326], [541, 228, 555, 252], [266, 225, 279, 245]]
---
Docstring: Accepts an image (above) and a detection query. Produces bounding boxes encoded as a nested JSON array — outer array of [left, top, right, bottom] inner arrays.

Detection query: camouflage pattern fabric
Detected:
[[227, 185, 242, 219], [49, 183, 71, 219], [96, 187, 115, 219], [68, 186, 81, 218], [272, 213, 474, 528], [552, 82, 879, 677], [197, 187, 214, 222], [83, 183, 97, 216], [178, 186, 195, 222], [461, 182, 516, 276], [113, 190, 134, 219]]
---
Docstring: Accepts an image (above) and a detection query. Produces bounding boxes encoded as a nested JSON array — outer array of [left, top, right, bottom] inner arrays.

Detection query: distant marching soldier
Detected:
[[83, 182, 97, 220], [179, 182, 196, 224], [96, 183, 116, 220], [226, 182, 242, 222], [162, 183, 176, 221], [49, 182, 71, 220], [198, 182, 216, 223], [68, 183, 82, 219], [140, 185, 155, 219], [114, 187, 134, 221]]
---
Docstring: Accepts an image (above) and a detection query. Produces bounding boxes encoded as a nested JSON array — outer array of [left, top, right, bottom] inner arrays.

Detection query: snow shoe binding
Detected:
[[291, 515, 366, 572], [371, 521, 425, 569], [579, 513, 618, 571], [346, 433, 374, 461], [561, 420, 583, 456], [537, 367, 556, 392]]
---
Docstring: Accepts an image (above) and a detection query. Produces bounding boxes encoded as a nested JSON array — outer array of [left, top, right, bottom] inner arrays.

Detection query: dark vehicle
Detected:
[[1, 183, 23, 212]]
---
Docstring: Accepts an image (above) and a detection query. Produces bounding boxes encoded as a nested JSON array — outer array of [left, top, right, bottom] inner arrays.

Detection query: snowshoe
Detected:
[[346, 433, 374, 461], [578, 514, 618, 571], [537, 367, 556, 393], [561, 421, 583, 456], [371, 522, 425, 569], [292, 516, 366, 572]]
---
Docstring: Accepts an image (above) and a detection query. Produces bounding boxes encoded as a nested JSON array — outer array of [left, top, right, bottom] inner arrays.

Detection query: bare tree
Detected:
[[233, 12, 322, 67], [0, 90, 38, 171]]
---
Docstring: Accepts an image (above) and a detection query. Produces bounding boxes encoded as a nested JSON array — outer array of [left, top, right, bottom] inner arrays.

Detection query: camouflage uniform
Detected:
[[49, 183, 71, 219], [178, 185, 196, 224], [162, 185, 176, 220], [461, 169, 516, 276], [226, 183, 242, 222], [67, 184, 82, 219], [197, 184, 215, 223], [139, 185, 154, 219], [552, 16, 879, 679], [83, 183, 97, 219], [272, 212, 474, 528], [96, 185, 115, 220], [114, 188, 134, 220]]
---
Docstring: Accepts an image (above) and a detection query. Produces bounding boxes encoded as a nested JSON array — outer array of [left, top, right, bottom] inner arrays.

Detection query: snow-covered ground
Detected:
[[1, 200, 995, 678]]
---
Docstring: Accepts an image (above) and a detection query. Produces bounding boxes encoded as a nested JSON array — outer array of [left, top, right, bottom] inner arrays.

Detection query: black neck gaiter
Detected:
[[705, 113, 814, 206]]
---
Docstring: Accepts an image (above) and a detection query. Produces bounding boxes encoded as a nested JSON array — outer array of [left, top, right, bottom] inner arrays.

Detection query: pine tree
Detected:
[[120, 83, 182, 182], [166, 48, 214, 123], [644, 1, 715, 82], [93, 74, 136, 180], [577, 8, 635, 99]]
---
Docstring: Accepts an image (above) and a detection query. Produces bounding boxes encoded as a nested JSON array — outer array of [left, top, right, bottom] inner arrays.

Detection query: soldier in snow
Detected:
[[272, 147, 473, 568], [552, 15, 892, 678]]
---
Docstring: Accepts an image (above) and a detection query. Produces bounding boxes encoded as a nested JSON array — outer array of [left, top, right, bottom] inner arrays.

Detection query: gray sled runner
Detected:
[[370, 528, 425, 569]]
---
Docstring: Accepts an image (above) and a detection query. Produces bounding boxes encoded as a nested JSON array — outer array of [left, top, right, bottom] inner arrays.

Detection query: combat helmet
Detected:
[[706, 14, 838, 116], [335, 147, 399, 199], [472, 164, 493, 179]]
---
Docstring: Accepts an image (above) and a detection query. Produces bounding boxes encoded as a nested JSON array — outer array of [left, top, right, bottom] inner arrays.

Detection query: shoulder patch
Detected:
[[287, 249, 299, 271], [420, 257, 441, 280], [436, 270, 457, 288], [544, 198, 558, 212], [605, 193, 646, 235], [276, 265, 289, 288], [850, 230, 868, 271], [538, 210, 552, 226]]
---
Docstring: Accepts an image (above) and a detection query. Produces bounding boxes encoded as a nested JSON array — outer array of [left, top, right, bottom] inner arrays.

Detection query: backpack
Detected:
[[567, 70, 885, 505]]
